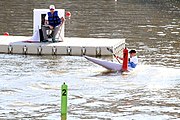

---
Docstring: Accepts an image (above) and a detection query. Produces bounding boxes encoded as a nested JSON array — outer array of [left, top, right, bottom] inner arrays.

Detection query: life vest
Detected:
[[128, 56, 138, 68], [128, 62, 137, 68], [48, 11, 61, 27]]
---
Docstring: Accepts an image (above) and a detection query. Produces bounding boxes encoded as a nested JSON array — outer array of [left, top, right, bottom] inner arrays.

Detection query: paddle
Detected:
[[106, 47, 121, 63]]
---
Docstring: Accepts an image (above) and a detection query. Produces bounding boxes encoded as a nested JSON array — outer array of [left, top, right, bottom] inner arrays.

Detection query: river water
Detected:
[[0, 0, 180, 120]]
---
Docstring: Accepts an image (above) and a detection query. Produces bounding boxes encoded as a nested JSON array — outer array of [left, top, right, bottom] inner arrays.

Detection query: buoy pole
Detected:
[[122, 48, 128, 71], [61, 82, 68, 120]]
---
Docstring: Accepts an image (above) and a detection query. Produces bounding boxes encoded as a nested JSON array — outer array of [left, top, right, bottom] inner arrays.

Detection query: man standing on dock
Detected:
[[42, 5, 64, 42]]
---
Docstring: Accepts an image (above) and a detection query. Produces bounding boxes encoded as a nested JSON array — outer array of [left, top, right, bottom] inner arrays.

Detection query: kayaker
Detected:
[[128, 50, 138, 68], [116, 49, 138, 68], [42, 5, 64, 42]]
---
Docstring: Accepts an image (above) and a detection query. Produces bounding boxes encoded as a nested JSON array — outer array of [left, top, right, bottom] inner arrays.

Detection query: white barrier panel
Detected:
[[33, 9, 65, 42]]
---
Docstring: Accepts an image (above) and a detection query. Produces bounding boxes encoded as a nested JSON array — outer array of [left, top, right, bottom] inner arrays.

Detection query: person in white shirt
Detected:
[[116, 49, 138, 68], [128, 50, 138, 68], [42, 5, 64, 42]]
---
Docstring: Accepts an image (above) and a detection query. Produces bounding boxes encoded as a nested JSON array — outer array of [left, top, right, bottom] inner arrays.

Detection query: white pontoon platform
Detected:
[[0, 36, 125, 56]]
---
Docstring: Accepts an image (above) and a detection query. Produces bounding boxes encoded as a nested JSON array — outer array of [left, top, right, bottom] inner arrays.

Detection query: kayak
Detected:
[[84, 56, 122, 71], [84, 56, 135, 74]]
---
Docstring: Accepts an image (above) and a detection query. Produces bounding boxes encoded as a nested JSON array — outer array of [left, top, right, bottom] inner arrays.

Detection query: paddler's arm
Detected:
[[115, 55, 123, 61]]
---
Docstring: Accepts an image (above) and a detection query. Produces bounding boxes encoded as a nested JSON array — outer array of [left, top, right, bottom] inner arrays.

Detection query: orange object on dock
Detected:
[[4, 32, 9, 36]]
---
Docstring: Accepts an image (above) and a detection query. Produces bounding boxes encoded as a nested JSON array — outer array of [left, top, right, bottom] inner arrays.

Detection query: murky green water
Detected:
[[0, 0, 179, 119]]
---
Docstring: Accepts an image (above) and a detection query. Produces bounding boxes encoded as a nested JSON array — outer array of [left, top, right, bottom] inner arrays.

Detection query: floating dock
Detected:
[[0, 36, 125, 56]]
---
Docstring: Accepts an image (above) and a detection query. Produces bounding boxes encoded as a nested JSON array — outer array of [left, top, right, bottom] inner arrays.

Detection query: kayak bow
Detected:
[[84, 56, 122, 71]]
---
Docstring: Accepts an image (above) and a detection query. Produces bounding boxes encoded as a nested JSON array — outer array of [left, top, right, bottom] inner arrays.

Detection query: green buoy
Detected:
[[61, 82, 68, 120]]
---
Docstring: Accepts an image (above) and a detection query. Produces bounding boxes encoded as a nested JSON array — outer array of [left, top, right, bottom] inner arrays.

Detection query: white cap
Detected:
[[49, 5, 55, 10]]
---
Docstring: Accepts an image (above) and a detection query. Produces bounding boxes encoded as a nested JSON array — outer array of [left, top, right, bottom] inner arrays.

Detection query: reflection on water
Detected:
[[0, 0, 180, 119]]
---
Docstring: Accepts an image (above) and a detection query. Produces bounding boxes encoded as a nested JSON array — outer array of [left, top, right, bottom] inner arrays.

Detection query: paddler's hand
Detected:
[[115, 55, 119, 59], [116, 55, 123, 60]]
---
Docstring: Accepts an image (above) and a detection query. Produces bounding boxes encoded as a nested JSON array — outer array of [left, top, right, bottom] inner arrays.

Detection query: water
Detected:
[[0, 0, 180, 119]]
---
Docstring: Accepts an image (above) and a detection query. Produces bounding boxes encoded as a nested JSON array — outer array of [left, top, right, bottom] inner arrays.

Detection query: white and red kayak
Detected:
[[84, 56, 135, 74]]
